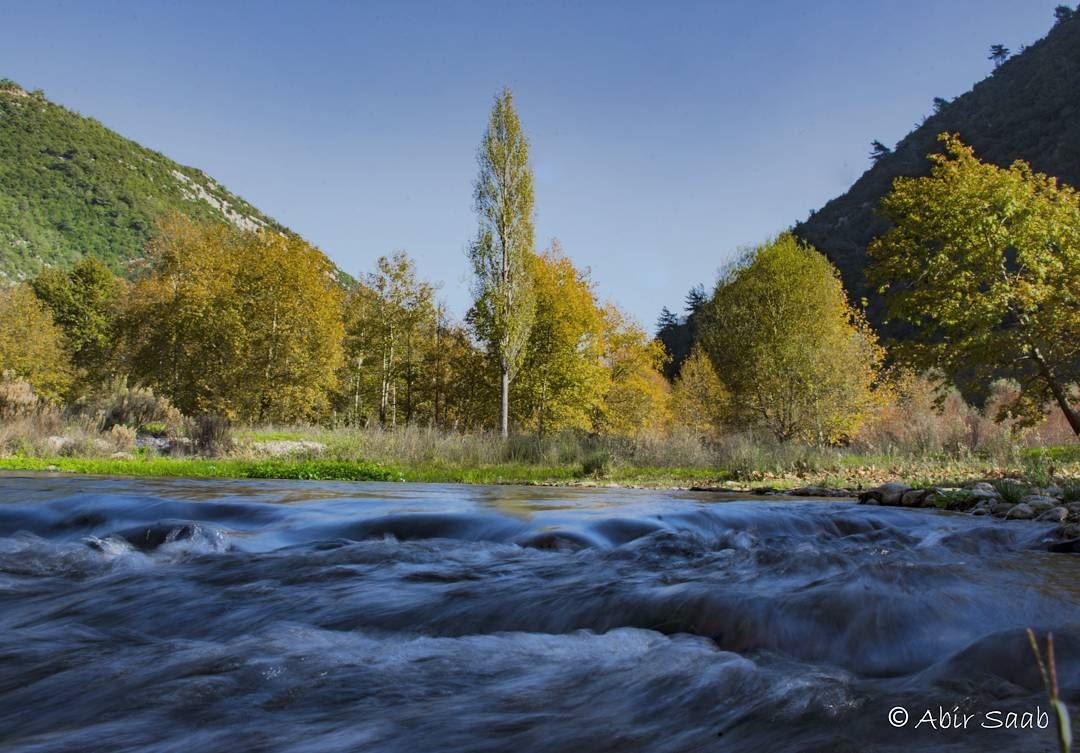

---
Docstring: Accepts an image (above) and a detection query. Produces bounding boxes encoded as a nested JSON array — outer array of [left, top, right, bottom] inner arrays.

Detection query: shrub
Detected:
[[107, 424, 137, 453], [0, 380, 38, 420], [191, 414, 233, 456], [85, 380, 183, 431], [992, 478, 1029, 504]]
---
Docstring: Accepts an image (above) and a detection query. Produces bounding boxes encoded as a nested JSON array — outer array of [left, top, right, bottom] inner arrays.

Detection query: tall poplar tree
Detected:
[[467, 88, 536, 437]]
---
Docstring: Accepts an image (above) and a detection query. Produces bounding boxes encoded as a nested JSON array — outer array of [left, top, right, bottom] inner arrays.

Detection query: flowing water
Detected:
[[1, 473, 1078, 752]]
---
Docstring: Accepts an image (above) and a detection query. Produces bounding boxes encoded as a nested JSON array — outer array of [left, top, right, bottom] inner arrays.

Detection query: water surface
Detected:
[[1, 473, 1077, 752]]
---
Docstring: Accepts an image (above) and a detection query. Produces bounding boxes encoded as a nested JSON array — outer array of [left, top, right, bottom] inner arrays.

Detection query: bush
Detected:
[[0, 380, 38, 421], [83, 380, 183, 432], [107, 424, 136, 453], [191, 414, 233, 456]]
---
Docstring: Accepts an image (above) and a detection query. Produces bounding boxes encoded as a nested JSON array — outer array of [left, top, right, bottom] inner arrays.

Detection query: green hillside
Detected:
[[0, 78, 291, 280], [794, 10, 1080, 332]]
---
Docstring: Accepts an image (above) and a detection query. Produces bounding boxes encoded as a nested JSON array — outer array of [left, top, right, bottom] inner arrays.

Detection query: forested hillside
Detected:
[[794, 9, 1080, 330], [0, 79, 290, 279]]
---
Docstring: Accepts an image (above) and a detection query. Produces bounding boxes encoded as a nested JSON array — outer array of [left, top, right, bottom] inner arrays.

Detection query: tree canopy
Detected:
[[468, 87, 536, 437], [0, 284, 72, 403], [701, 233, 883, 443], [122, 215, 344, 422], [869, 134, 1080, 435]]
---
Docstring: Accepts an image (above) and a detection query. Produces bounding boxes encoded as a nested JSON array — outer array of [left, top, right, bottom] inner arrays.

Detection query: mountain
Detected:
[[0, 79, 293, 280], [793, 10, 1080, 332]]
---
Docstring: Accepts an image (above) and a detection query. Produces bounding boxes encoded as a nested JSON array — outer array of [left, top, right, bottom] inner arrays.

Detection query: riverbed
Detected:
[[1, 473, 1077, 752]]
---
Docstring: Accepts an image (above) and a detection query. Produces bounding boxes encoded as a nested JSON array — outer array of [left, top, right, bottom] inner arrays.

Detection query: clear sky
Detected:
[[0, 0, 1064, 327]]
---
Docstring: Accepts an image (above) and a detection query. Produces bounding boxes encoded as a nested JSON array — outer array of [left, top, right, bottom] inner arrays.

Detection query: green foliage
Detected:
[[341, 251, 436, 427], [31, 256, 123, 392], [0, 284, 72, 402], [991, 478, 1029, 504], [869, 134, 1080, 436], [468, 87, 537, 436], [701, 233, 884, 444], [0, 86, 289, 279]]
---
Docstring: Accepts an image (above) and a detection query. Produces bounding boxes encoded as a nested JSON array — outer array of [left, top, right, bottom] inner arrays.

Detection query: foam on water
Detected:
[[0, 473, 1077, 752]]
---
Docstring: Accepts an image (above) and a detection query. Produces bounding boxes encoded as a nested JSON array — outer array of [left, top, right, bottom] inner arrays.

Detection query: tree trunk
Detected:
[[1031, 346, 1080, 437], [500, 367, 510, 438]]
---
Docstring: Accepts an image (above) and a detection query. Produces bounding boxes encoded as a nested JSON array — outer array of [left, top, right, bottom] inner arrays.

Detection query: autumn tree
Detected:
[[514, 242, 608, 434], [701, 233, 883, 443], [595, 304, 671, 437], [0, 285, 72, 403], [468, 87, 536, 437], [341, 251, 436, 427], [869, 134, 1080, 436], [32, 256, 124, 393], [123, 215, 344, 422], [670, 345, 728, 438]]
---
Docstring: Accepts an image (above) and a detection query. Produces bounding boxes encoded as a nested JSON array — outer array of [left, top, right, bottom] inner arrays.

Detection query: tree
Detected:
[[514, 242, 608, 434], [467, 87, 536, 437], [700, 233, 883, 443], [870, 140, 892, 163], [1054, 5, 1075, 25], [869, 134, 1080, 436], [932, 97, 949, 115], [341, 251, 436, 427], [122, 215, 344, 422], [0, 285, 72, 403], [596, 304, 671, 437], [670, 345, 728, 438], [32, 256, 124, 393], [988, 44, 1010, 67]]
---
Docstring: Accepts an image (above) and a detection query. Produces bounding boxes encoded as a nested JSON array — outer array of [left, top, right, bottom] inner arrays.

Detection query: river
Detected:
[[0, 473, 1077, 752]]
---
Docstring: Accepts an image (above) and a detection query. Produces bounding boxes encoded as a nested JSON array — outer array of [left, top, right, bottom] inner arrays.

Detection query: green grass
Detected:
[[0, 454, 738, 487], [236, 431, 309, 442], [0, 456, 398, 482]]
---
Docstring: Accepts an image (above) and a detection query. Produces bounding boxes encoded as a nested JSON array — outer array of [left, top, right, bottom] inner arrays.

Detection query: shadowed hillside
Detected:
[[794, 11, 1080, 332]]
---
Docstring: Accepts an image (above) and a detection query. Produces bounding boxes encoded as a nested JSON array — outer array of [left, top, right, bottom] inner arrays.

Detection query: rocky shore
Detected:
[[857, 480, 1080, 552]]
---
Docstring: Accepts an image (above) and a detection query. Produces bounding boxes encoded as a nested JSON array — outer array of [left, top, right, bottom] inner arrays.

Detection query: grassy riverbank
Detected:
[[1, 442, 1077, 491]]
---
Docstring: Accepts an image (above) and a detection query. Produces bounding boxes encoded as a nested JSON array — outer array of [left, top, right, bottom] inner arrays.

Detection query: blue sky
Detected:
[[0, 0, 1064, 327]]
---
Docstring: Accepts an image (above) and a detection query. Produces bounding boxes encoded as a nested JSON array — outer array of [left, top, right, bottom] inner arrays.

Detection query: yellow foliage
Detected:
[[514, 244, 608, 434], [122, 215, 344, 422], [0, 284, 72, 403], [596, 304, 671, 437]]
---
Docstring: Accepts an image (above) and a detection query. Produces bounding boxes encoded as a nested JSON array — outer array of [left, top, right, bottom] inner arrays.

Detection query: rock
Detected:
[[1067, 503, 1080, 516], [900, 488, 929, 507], [1018, 495, 1058, 514], [1038, 507, 1069, 523], [1006, 503, 1035, 520], [46, 435, 72, 452], [971, 506, 990, 516], [1043, 484, 1064, 498], [991, 502, 1015, 517], [1048, 538, 1080, 554], [110, 452, 134, 461], [251, 440, 326, 457], [968, 481, 995, 492], [789, 486, 856, 498], [867, 482, 910, 506]]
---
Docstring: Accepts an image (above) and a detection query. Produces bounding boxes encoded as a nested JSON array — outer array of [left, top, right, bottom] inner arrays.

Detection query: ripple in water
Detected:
[[0, 474, 1077, 752]]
